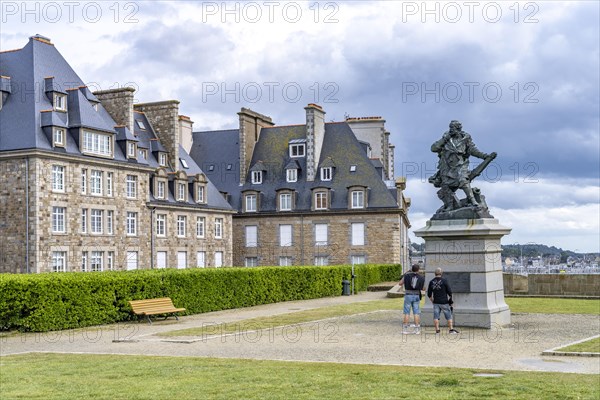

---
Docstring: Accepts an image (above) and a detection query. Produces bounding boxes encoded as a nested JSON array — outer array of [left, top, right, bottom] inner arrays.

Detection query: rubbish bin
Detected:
[[342, 280, 351, 296]]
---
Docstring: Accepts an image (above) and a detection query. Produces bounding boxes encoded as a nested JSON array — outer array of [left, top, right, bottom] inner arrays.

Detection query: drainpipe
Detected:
[[150, 207, 156, 269], [25, 157, 30, 273], [300, 213, 304, 265]]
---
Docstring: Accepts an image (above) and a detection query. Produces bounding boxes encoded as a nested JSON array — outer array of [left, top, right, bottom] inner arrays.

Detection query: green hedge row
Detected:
[[0, 264, 401, 332]]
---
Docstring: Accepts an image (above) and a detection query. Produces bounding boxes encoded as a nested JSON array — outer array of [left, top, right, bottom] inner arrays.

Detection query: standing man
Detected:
[[427, 268, 460, 334], [398, 264, 425, 334]]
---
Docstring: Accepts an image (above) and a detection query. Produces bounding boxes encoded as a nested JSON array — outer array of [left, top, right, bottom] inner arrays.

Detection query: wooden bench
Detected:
[[128, 298, 186, 324]]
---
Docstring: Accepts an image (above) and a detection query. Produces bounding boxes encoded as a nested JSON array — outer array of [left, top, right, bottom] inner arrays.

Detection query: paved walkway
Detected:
[[1, 292, 598, 374]]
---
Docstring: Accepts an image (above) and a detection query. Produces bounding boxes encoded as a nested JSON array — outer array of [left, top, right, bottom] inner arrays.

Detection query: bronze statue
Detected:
[[429, 120, 496, 219]]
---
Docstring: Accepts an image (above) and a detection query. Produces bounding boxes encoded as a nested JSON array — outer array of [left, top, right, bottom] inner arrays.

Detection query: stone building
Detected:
[[0, 35, 234, 273], [191, 104, 411, 267]]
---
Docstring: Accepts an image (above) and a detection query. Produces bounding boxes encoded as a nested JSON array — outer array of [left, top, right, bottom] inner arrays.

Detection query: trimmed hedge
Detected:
[[0, 264, 401, 332]]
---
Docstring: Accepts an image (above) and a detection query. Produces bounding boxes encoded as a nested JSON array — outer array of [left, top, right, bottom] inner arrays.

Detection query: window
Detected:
[[196, 217, 205, 238], [315, 191, 328, 210], [245, 226, 258, 248], [91, 209, 103, 234], [81, 209, 87, 233], [157, 251, 167, 269], [320, 167, 332, 181], [196, 251, 206, 268], [82, 131, 112, 157], [52, 207, 66, 233], [107, 251, 114, 270], [126, 212, 137, 235], [215, 218, 223, 239], [351, 223, 365, 246], [286, 168, 297, 182], [126, 175, 137, 198], [90, 170, 103, 195], [315, 223, 328, 246], [351, 190, 365, 209], [54, 93, 67, 111], [51, 165, 65, 192], [196, 185, 205, 203], [136, 119, 146, 130], [245, 194, 257, 212], [106, 172, 113, 196], [290, 143, 305, 157], [245, 257, 258, 267], [53, 128, 65, 146], [81, 169, 87, 194], [81, 251, 88, 272], [180, 158, 189, 169], [351, 255, 366, 265], [52, 251, 67, 272], [91, 251, 103, 272], [156, 214, 166, 237], [251, 171, 262, 184], [126, 251, 138, 270], [177, 216, 187, 237], [107, 210, 113, 234], [127, 142, 136, 158], [177, 182, 186, 201], [280, 225, 292, 247], [156, 181, 166, 199], [279, 256, 293, 266], [314, 256, 329, 266], [214, 251, 223, 267], [177, 252, 187, 269], [350, 165, 357, 172], [279, 193, 292, 211], [139, 148, 147, 160], [159, 153, 167, 167]]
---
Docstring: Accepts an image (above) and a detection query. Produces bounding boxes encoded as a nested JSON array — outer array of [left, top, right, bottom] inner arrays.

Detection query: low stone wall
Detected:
[[504, 273, 600, 297]]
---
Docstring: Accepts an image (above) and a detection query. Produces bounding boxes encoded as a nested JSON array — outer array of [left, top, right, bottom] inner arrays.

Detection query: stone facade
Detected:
[[135, 101, 181, 169], [94, 88, 135, 131]]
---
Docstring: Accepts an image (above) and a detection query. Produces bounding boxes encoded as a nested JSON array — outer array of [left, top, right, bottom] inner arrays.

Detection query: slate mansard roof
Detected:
[[0, 36, 231, 211], [191, 122, 399, 212]]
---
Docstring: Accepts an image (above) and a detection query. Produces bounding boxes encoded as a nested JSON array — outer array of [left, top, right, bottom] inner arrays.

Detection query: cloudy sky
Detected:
[[2, 1, 598, 252]]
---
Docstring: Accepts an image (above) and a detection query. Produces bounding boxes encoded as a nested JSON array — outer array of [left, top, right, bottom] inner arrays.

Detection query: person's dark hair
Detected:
[[411, 264, 420, 272]]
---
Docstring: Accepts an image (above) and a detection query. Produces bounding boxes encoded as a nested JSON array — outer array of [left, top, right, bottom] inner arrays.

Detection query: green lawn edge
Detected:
[[554, 336, 600, 354]]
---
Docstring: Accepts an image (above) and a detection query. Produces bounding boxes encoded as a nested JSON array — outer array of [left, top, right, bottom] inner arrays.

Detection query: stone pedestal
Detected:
[[414, 218, 511, 328]]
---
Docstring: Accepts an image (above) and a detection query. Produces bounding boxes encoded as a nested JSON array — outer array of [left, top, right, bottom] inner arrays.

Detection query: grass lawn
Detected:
[[505, 298, 600, 314], [556, 336, 600, 353], [1, 353, 598, 400]]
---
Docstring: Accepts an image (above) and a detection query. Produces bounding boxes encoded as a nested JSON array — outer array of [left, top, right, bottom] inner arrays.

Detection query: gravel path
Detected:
[[1, 292, 598, 374]]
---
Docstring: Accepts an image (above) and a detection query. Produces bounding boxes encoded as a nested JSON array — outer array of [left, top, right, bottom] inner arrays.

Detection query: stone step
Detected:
[[367, 282, 397, 292]]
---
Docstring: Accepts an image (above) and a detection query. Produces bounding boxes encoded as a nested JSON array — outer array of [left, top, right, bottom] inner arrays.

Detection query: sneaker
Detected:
[[414, 327, 421, 335], [449, 329, 460, 334], [435, 330, 440, 334]]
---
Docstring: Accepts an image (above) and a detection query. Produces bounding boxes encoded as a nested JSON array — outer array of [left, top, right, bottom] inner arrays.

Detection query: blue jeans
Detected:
[[403, 294, 421, 315], [433, 303, 452, 321]]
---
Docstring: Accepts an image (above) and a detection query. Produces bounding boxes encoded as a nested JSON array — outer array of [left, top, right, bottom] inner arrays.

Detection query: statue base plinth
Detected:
[[431, 206, 493, 220], [414, 218, 511, 329]]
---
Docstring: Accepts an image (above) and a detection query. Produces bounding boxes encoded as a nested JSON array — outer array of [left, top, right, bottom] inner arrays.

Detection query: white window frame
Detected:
[[90, 170, 103, 196], [53, 127, 65, 146], [52, 251, 67, 272], [51, 165, 65, 192], [314, 256, 329, 266], [81, 209, 88, 233], [81, 169, 87, 194], [159, 152, 167, 167], [91, 209, 103, 234], [138, 149, 147, 160], [315, 191, 328, 210], [351, 255, 366, 265], [245, 194, 257, 212], [196, 217, 205, 238], [177, 182, 186, 201], [52, 206, 66, 233], [156, 214, 166, 237], [136, 119, 146, 130], [251, 170, 262, 184], [82, 130, 112, 157], [107, 210, 113, 234], [177, 251, 187, 269], [81, 251, 88, 272], [126, 175, 137, 198], [196, 251, 206, 268], [245, 257, 258, 267], [351, 222, 365, 246], [91, 251, 103, 272], [286, 168, 298, 182], [107, 251, 115, 270], [126, 212, 137, 236], [126, 251, 138, 270], [279, 224, 292, 247], [289, 143, 305, 157], [196, 185, 205, 203], [157, 251, 167, 269], [157, 180, 165, 199], [279, 256, 293, 266], [315, 223, 328, 246], [214, 251, 223, 268], [245, 225, 258, 248], [279, 193, 292, 211], [352, 190, 365, 209], [54, 93, 67, 111], [106, 172, 113, 197], [320, 167, 332, 181], [215, 218, 223, 239], [127, 142, 136, 158], [177, 215, 187, 237]]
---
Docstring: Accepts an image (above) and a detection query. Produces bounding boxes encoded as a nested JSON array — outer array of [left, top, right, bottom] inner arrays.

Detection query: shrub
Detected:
[[0, 264, 401, 332]]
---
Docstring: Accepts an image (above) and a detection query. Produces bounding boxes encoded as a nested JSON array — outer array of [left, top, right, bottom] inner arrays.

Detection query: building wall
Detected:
[[232, 211, 403, 267]]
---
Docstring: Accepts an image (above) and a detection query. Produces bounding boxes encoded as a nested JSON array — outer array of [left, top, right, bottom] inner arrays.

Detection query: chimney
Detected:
[[305, 103, 325, 181], [238, 108, 274, 185], [178, 115, 194, 154], [395, 177, 407, 210], [388, 143, 395, 179], [134, 100, 180, 170], [93, 87, 135, 131]]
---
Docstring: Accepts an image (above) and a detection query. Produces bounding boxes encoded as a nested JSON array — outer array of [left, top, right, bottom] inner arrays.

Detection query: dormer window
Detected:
[[289, 143, 305, 157], [54, 93, 67, 111], [82, 130, 112, 157], [286, 168, 298, 183], [127, 142, 136, 158], [252, 171, 262, 184], [321, 167, 332, 181], [351, 190, 365, 209], [158, 153, 167, 167], [157, 181, 166, 199], [138, 149, 147, 160], [245, 194, 257, 212], [177, 182, 186, 201], [278, 192, 293, 211], [53, 127, 65, 147], [314, 190, 329, 210], [92, 103, 99, 111]]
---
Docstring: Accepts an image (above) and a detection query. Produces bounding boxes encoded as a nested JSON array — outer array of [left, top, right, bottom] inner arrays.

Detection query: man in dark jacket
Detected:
[[399, 264, 425, 334], [427, 268, 459, 334]]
